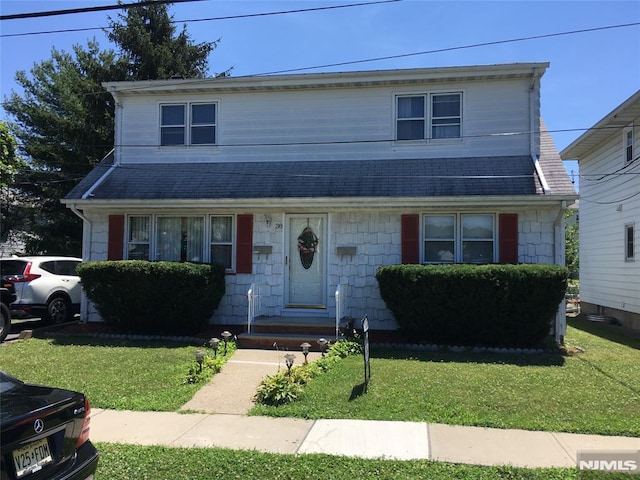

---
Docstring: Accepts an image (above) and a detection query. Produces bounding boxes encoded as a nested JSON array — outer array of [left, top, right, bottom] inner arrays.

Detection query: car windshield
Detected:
[[0, 372, 20, 394], [0, 260, 27, 276]]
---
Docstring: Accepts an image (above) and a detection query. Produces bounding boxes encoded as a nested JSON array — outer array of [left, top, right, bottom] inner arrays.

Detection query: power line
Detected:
[[0, 0, 206, 21], [0, 0, 400, 38], [254, 22, 640, 76]]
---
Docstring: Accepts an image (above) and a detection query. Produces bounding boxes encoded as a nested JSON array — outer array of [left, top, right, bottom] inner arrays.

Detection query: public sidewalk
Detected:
[[88, 349, 640, 468]]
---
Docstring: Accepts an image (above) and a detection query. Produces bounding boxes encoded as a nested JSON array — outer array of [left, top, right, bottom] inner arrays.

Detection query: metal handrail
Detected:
[[335, 284, 345, 340]]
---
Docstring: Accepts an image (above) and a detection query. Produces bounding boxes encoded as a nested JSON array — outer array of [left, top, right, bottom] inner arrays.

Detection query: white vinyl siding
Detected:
[[114, 78, 532, 165], [577, 124, 640, 316]]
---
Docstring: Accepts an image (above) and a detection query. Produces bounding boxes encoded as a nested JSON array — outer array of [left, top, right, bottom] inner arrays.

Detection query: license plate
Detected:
[[12, 438, 53, 478]]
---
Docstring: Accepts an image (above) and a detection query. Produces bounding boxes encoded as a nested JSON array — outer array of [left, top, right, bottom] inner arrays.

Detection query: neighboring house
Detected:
[[63, 63, 577, 340], [561, 90, 640, 331]]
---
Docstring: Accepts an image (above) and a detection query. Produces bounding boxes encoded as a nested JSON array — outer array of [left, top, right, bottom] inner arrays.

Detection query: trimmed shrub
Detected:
[[376, 263, 567, 348], [77, 260, 225, 335]]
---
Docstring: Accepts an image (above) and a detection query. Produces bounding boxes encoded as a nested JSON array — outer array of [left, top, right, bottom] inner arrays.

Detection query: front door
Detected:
[[285, 214, 327, 309]]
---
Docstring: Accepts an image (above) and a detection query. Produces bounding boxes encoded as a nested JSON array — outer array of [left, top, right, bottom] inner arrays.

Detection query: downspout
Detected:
[[554, 200, 567, 345], [529, 67, 551, 194], [69, 204, 91, 323]]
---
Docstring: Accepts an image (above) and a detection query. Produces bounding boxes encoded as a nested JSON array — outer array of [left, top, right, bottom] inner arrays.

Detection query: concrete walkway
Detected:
[[89, 349, 640, 468]]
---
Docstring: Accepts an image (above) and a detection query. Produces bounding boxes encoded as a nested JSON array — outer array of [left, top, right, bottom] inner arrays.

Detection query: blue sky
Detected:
[[2, 0, 640, 190]]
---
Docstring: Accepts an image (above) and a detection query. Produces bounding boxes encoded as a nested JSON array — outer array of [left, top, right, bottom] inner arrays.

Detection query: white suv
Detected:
[[0, 256, 82, 324]]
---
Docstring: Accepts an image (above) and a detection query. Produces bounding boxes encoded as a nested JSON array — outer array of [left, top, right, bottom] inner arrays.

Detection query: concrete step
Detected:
[[237, 332, 337, 351]]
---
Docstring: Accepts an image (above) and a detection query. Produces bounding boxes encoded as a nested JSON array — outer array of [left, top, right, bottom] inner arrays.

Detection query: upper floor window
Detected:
[[625, 127, 634, 163], [396, 93, 461, 141], [625, 224, 635, 261], [161, 103, 216, 146], [424, 213, 495, 263]]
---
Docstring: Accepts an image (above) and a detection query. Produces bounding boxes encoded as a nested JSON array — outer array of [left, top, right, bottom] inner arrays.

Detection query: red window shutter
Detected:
[[236, 214, 253, 274], [499, 214, 519, 264], [401, 214, 420, 264], [107, 215, 125, 260]]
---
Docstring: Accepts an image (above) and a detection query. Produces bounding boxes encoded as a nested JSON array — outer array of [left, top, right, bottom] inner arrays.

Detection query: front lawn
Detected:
[[0, 336, 232, 411], [95, 443, 591, 480], [0, 318, 637, 437], [251, 318, 640, 437]]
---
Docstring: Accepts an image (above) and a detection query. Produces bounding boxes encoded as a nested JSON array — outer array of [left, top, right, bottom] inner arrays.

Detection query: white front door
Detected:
[[285, 214, 327, 309]]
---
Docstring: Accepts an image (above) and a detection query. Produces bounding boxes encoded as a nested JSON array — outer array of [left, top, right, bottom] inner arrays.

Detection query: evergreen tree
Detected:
[[106, 2, 217, 80], [2, 1, 219, 255]]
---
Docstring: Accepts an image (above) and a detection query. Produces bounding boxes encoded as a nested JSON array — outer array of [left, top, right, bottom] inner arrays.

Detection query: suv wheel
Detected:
[[45, 295, 71, 324], [0, 303, 10, 342]]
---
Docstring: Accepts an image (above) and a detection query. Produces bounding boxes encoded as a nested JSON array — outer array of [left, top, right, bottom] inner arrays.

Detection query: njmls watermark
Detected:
[[577, 450, 640, 473]]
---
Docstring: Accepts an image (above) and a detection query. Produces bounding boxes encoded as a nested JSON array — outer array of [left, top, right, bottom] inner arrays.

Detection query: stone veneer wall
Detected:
[[81, 208, 560, 329]]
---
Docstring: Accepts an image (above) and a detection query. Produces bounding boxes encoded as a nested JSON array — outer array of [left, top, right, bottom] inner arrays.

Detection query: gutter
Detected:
[[529, 67, 550, 194], [82, 148, 117, 200]]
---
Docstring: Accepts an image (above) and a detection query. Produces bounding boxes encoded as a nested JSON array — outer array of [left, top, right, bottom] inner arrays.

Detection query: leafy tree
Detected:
[[565, 209, 579, 278], [0, 122, 28, 245], [2, 1, 220, 255]]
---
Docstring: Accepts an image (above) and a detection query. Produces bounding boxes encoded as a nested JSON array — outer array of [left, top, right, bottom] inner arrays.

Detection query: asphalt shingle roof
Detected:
[[66, 155, 555, 201]]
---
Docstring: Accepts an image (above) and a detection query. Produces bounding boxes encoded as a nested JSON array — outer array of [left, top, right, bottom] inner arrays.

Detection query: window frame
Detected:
[[127, 215, 151, 261], [160, 102, 217, 146], [625, 223, 635, 261], [624, 127, 634, 164], [395, 91, 463, 143], [124, 214, 236, 271], [423, 213, 496, 264], [210, 215, 235, 270]]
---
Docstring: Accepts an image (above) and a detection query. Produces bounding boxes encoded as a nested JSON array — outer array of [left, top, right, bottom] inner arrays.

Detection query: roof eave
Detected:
[[561, 89, 640, 160], [62, 194, 576, 211]]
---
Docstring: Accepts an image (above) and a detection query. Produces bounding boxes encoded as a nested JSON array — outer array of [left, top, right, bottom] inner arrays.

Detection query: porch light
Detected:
[[194, 349, 205, 372], [284, 353, 296, 376], [209, 338, 220, 356], [300, 342, 311, 364], [221, 331, 232, 355], [317, 338, 329, 357]]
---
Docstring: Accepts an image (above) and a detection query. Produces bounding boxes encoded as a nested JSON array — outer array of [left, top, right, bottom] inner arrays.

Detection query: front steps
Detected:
[[237, 316, 339, 350]]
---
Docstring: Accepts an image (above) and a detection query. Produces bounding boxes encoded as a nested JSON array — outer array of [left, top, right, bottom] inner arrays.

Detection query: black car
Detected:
[[0, 372, 99, 480], [0, 281, 16, 343]]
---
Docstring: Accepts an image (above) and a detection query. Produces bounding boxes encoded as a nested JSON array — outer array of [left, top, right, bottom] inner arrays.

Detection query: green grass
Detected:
[[251, 318, 640, 437], [94, 443, 615, 480], [0, 318, 638, 437], [0, 336, 234, 411]]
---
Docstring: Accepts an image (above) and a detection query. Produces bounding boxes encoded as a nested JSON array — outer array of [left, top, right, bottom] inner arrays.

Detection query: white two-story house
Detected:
[[63, 62, 577, 340], [561, 90, 640, 332]]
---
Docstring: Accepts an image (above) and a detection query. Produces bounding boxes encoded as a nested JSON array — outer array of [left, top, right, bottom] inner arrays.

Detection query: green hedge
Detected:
[[376, 264, 567, 348], [77, 261, 225, 335]]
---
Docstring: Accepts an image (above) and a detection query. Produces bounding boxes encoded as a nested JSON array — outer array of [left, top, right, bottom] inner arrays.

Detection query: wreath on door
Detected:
[[297, 226, 319, 269]]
